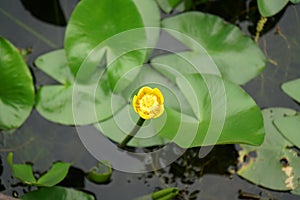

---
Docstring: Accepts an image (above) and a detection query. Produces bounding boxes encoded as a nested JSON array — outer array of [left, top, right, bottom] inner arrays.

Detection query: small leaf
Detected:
[[21, 186, 95, 200], [86, 161, 112, 184], [7, 153, 70, 187], [0, 37, 35, 130], [152, 187, 179, 200], [282, 78, 300, 104], [257, 0, 289, 17], [133, 187, 179, 200], [37, 162, 71, 187], [7, 152, 36, 184]]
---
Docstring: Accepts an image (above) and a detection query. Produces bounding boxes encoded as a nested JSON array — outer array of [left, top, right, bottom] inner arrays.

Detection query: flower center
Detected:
[[138, 94, 159, 115]]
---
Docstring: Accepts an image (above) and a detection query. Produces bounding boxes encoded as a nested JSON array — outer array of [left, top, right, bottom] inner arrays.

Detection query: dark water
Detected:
[[0, 0, 300, 200]]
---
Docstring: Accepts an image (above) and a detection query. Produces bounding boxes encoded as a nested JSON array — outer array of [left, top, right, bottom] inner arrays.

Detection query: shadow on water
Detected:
[[20, 0, 67, 26], [0, 0, 300, 200]]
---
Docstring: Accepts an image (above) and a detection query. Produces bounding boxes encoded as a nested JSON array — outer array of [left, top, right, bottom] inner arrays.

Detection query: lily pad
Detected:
[[151, 12, 266, 85], [95, 65, 185, 147], [0, 37, 34, 130], [21, 186, 95, 200], [274, 114, 300, 149], [257, 0, 300, 17], [65, 0, 160, 91], [96, 65, 264, 148], [237, 108, 300, 193], [281, 78, 300, 104], [158, 73, 264, 148], [35, 49, 126, 125]]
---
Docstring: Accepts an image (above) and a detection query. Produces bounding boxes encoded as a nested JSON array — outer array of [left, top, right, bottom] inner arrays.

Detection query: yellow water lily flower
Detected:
[[132, 86, 164, 120]]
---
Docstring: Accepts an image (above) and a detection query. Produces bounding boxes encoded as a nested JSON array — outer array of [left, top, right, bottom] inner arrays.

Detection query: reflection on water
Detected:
[[0, 0, 300, 199]]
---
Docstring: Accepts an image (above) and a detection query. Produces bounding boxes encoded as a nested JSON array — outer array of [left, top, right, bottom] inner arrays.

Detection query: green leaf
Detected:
[[133, 0, 161, 59], [291, 0, 300, 3], [95, 65, 191, 147], [86, 160, 112, 184], [158, 74, 264, 148], [21, 186, 95, 200], [274, 114, 300, 149], [281, 78, 300, 104], [7, 152, 70, 187], [65, 0, 155, 91], [133, 187, 179, 200], [96, 67, 264, 147], [36, 162, 71, 187], [7, 153, 36, 185], [152, 12, 266, 85], [152, 187, 179, 200], [35, 50, 126, 125], [257, 0, 288, 17], [156, 0, 182, 13], [34, 49, 73, 85], [237, 108, 300, 192], [257, 0, 300, 17], [0, 37, 35, 130]]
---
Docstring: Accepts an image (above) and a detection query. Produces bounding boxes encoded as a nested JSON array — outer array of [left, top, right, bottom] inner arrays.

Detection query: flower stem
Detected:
[[118, 117, 145, 148]]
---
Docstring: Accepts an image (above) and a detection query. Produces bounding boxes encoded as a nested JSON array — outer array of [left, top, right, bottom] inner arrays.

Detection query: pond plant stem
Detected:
[[118, 117, 145, 148]]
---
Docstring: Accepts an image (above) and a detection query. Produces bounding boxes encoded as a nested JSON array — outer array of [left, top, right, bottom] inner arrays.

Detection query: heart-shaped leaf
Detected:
[[65, 0, 160, 91], [0, 37, 34, 130], [158, 73, 264, 148], [96, 65, 264, 148], [35, 50, 126, 125], [95, 65, 185, 147], [237, 108, 300, 192], [151, 12, 266, 85]]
